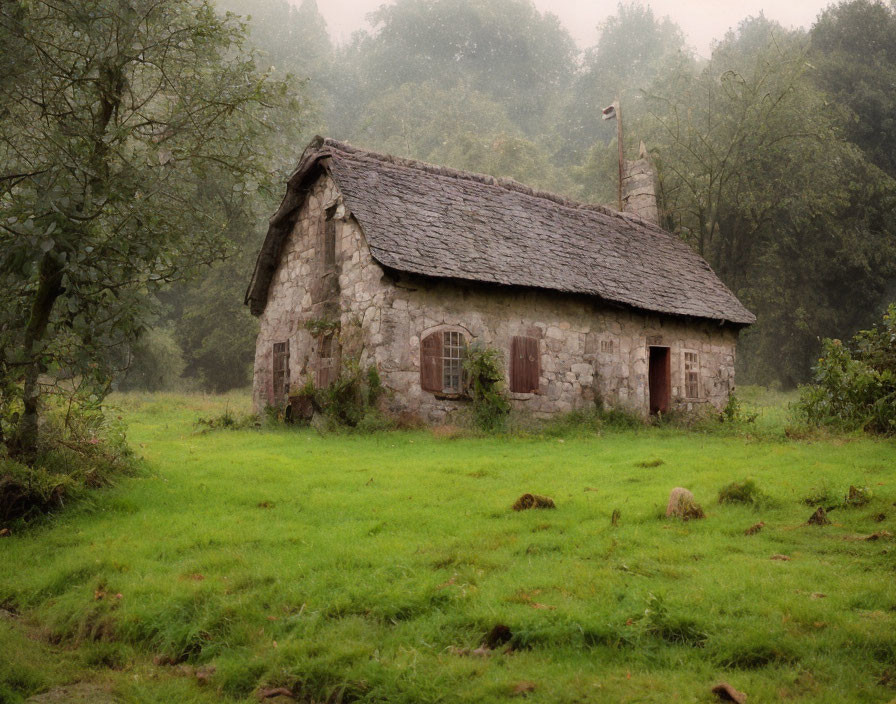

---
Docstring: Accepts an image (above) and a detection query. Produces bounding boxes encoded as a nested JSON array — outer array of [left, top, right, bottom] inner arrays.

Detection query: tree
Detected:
[[0, 0, 299, 458], [811, 0, 896, 177], [340, 0, 576, 137], [554, 2, 691, 163], [641, 16, 896, 386]]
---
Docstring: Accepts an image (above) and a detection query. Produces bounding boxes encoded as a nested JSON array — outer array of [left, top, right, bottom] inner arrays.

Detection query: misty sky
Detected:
[[309, 0, 834, 56]]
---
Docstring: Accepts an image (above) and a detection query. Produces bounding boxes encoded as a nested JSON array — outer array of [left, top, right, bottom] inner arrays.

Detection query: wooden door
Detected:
[[648, 346, 671, 415]]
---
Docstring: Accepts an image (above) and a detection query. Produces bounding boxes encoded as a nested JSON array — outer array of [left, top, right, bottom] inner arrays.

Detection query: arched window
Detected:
[[420, 329, 466, 394]]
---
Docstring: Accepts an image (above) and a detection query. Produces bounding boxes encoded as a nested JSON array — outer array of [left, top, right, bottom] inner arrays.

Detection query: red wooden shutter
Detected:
[[511, 336, 540, 393], [420, 332, 443, 392]]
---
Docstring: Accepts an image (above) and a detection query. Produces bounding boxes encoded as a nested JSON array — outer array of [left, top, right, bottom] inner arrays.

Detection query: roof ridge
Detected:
[[318, 136, 646, 225]]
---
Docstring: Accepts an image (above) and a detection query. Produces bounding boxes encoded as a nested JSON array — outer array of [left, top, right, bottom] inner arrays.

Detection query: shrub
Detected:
[[795, 304, 896, 435], [462, 342, 510, 432], [1, 401, 134, 524], [284, 359, 386, 430], [718, 479, 770, 506], [719, 393, 758, 425]]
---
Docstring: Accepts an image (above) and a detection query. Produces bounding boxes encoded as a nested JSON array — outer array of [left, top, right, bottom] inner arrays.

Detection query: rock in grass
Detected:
[[807, 507, 831, 526], [711, 681, 747, 703], [512, 493, 555, 511], [665, 487, 705, 520]]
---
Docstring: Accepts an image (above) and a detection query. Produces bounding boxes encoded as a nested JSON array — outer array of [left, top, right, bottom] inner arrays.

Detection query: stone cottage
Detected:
[[246, 137, 755, 421]]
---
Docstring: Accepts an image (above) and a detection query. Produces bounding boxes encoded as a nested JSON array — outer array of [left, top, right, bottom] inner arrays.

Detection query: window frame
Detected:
[[315, 333, 339, 389], [321, 205, 338, 272], [272, 341, 290, 405], [683, 350, 700, 399], [420, 326, 469, 396]]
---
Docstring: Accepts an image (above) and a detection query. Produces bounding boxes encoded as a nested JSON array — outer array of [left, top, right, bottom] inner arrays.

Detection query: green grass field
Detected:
[[2, 390, 895, 703]]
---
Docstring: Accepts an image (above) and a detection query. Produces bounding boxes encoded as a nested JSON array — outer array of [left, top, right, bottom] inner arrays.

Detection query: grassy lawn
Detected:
[[2, 390, 895, 703]]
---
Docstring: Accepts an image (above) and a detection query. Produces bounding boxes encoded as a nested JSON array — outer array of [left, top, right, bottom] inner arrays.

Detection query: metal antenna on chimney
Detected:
[[602, 98, 623, 212]]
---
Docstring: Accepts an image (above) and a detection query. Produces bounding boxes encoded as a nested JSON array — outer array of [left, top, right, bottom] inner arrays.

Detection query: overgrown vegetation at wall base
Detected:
[[796, 304, 896, 434], [463, 342, 511, 432]]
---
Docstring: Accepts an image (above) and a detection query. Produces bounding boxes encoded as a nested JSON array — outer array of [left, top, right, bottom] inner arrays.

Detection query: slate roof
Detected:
[[247, 137, 755, 325]]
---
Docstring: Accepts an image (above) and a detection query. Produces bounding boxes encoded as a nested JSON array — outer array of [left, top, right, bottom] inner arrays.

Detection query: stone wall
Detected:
[[254, 172, 741, 421]]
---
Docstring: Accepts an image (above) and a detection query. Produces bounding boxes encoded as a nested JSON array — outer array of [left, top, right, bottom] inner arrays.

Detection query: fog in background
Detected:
[[307, 0, 832, 55]]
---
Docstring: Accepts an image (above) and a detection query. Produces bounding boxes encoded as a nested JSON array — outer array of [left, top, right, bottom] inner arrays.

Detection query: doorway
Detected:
[[648, 346, 671, 415]]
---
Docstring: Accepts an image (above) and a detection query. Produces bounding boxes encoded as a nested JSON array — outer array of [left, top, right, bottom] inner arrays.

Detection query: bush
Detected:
[[1, 401, 134, 525], [719, 393, 758, 424], [718, 479, 770, 506], [795, 304, 896, 435], [116, 327, 186, 392], [462, 342, 510, 432], [286, 359, 386, 430]]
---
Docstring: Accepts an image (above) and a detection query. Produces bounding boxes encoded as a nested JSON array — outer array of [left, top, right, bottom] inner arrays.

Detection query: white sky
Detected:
[[308, 0, 833, 56]]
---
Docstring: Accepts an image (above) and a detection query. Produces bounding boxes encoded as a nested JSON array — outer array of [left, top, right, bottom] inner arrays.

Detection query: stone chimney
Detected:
[[621, 141, 659, 225]]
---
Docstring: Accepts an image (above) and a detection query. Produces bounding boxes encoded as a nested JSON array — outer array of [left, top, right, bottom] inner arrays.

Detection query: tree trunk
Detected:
[[14, 252, 63, 462]]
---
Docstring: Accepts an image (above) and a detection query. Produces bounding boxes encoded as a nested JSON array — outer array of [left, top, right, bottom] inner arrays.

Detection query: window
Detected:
[[272, 341, 290, 405], [684, 351, 699, 398], [420, 330, 466, 394], [315, 334, 339, 388], [510, 336, 540, 393], [600, 339, 614, 354], [322, 206, 337, 270]]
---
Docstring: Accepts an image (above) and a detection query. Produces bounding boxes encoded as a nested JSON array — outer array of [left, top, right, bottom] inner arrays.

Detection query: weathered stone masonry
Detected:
[[253, 171, 739, 421]]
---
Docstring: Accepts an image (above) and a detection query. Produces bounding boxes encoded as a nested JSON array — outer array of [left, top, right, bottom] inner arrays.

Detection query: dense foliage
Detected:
[[0, 0, 303, 457], [796, 304, 896, 434], [462, 342, 511, 431]]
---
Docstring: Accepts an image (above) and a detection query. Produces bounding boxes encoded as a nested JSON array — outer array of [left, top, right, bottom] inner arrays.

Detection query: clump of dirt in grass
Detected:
[[744, 521, 765, 535], [844, 485, 872, 507], [484, 624, 513, 649], [711, 682, 747, 703], [665, 488, 705, 520], [807, 507, 831, 525], [636, 458, 664, 468], [512, 494, 555, 511], [843, 530, 892, 542]]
